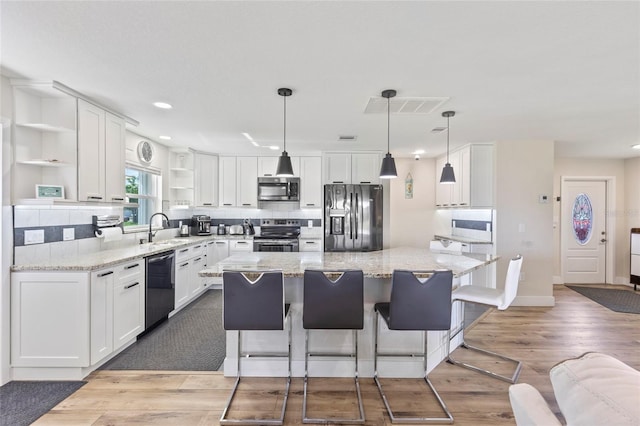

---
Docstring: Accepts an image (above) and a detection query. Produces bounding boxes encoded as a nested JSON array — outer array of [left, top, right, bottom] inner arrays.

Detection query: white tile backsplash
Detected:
[[14, 244, 51, 265], [14, 208, 39, 228], [40, 209, 70, 226], [69, 209, 95, 225], [50, 240, 79, 259]]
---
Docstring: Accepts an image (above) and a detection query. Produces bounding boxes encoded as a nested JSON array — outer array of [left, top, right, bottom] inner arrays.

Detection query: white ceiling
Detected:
[[1, 1, 639, 159]]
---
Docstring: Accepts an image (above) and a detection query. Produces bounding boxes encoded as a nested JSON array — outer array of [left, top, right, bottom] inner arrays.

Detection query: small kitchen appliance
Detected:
[[243, 219, 255, 236], [179, 224, 189, 237], [229, 224, 244, 235], [190, 215, 211, 236], [217, 224, 226, 235]]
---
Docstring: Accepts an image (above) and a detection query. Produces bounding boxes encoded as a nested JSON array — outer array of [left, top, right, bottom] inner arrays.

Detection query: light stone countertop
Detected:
[[11, 234, 253, 272], [434, 234, 493, 245], [199, 247, 499, 279]]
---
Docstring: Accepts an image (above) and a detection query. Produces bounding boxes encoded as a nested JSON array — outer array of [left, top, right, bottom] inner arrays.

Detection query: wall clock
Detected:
[[137, 140, 154, 164]]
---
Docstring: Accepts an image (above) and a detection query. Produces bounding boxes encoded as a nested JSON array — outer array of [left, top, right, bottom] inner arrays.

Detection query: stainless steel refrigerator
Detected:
[[324, 184, 383, 252]]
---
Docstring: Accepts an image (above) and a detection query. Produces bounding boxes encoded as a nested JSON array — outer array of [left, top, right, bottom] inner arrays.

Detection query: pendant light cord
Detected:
[[387, 96, 390, 154], [283, 94, 287, 152], [446, 115, 450, 163]]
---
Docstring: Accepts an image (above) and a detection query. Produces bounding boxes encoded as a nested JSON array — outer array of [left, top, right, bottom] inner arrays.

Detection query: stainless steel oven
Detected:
[[253, 238, 299, 252], [253, 218, 300, 252]]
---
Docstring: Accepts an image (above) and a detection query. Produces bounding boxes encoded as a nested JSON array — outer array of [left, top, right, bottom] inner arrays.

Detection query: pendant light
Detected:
[[439, 110, 456, 184], [276, 87, 294, 177], [379, 89, 398, 179]]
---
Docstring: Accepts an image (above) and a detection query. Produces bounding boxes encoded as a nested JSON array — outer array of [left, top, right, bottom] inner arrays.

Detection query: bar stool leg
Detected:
[[374, 311, 454, 424]]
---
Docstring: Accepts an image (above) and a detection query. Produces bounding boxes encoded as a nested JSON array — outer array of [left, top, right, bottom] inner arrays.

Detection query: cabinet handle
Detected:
[[332, 181, 344, 184], [459, 203, 468, 205], [216, 241, 226, 245], [306, 203, 316, 206], [305, 241, 316, 245], [360, 181, 371, 184], [223, 203, 232, 206], [203, 203, 212, 206], [242, 203, 251, 206], [111, 197, 125, 201], [194, 245, 202, 249], [98, 270, 114, 277], [263, 173, 273, 177], [179, 248, 189, 253], [237, 241, 248, 245], [124, 282, 140, 290], [180, 262, 189, 267], [124, 263, 140, 270], [88, 195, 103, 200], [194, 257, 202, 262]]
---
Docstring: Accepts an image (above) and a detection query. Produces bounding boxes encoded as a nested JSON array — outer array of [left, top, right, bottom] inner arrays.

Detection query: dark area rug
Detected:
[[0, 380, 85, 426], [566, 285, 640, 314], [101, 289, 225, 371]]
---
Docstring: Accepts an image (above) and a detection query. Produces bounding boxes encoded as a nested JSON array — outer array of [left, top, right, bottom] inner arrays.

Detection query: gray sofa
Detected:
[[509, 352, 640, 426]]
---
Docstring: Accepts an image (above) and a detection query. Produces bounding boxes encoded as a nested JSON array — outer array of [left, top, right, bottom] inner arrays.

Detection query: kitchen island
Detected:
[[199, 247, 499, 378]]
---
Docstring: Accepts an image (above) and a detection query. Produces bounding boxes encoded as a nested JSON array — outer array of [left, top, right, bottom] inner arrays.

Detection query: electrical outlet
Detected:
[[63, 228, 75, 241], [24, 229, 44, 245], [308, 220, 313, 228]]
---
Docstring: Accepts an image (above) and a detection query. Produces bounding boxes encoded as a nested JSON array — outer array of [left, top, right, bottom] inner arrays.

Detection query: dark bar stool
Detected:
[[220, 269, 291, 425], [374, 269, 454, 424], [447, 255, 524, 383], [302, 269, 365, 424]]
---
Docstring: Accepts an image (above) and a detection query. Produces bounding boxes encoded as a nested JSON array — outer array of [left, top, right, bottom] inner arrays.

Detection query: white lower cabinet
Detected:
[[207, 240, 230, 265], [11, 260, 145, 372], [11, 272, 91, 368], [299, 238, 322, 252], [175, 242, 207, 311], [230, 239, 253, 253], [113, 261, 145, 351], [90, 268, 115, 365]]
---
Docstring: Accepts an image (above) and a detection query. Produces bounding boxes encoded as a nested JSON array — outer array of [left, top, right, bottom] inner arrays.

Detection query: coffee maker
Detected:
[[191, 215, 211, 235]]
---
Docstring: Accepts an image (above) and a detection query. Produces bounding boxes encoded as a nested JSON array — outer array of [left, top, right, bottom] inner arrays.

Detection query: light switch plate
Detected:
[[24, 229, 44, 245], [63, 228, 75, 241]]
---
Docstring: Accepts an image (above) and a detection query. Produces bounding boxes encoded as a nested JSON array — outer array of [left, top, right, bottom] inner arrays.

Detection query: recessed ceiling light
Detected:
[[159, 135, 171, 140], [632, 144, 640, 150], [153, 102, 173, 109], [413, 149, 425, 155]]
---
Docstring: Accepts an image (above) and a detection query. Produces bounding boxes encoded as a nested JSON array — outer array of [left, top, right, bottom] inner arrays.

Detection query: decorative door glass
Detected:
[[572, 193, 593, 245]]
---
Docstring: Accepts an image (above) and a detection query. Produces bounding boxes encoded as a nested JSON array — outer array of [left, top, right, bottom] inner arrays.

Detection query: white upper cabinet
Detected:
[[77, 99, 127, 203], [237, 156, 258, 207], [219, 156, 237, 207], [104, 112, 126, 202], [258, 156, 301, 177], [194, 152, 218, 207], [323, 152, 382, 184], [434, 144, 494, 208], [11, 80, 78, 203], [299, 156, 322, 208], [78, 99, 106, 202]]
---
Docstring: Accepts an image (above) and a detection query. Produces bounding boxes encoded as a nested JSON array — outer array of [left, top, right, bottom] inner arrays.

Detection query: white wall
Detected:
[[1, 75, 13, 384], [625, 157, 640, 281], [553, 158, 627, 283], [495, 140, 555, 305], [389, 157, 437, 247]]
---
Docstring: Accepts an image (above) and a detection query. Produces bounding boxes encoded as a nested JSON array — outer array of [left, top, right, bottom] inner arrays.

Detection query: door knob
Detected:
[[600, 238, 607, 243]]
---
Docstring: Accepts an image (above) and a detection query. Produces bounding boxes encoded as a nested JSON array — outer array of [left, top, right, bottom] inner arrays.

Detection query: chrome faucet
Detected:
[[148, 212, 170, 243]]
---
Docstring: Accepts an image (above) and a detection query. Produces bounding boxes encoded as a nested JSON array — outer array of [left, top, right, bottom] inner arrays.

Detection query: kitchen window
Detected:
[[124, 166, 162, 229]]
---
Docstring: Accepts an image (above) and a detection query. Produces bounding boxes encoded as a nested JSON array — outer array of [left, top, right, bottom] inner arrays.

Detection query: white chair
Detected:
[[429, 239, 463, 253], [447, 255, 524, 383]]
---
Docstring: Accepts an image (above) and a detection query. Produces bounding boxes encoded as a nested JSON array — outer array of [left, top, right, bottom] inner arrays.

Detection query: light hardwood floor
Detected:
[[34, 285, 640, 425]]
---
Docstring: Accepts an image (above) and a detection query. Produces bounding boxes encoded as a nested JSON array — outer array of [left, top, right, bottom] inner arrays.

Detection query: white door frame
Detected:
[[560, 176, 616, 284]]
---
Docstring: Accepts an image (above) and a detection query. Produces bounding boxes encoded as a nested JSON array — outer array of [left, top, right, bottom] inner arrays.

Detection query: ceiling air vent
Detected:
[[364, 96, 449, 115], [338, 135, 357, 141]]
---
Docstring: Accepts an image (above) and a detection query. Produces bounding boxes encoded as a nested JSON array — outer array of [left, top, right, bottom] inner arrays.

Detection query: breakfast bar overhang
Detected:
[[199, 247, 499, 378]]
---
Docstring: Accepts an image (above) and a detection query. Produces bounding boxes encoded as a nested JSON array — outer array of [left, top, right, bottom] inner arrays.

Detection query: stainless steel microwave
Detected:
[[257, 177, 300, 201]]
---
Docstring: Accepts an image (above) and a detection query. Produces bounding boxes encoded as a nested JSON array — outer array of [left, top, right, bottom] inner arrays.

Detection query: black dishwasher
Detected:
[[145, 250, 175, 331]]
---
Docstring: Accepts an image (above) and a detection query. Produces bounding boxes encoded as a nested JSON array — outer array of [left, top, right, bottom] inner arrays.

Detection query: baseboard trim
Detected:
[[512, 295, 555, 307]]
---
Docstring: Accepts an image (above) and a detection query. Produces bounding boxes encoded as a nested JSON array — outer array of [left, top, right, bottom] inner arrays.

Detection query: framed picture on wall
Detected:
[[35, 184, 65, 199]]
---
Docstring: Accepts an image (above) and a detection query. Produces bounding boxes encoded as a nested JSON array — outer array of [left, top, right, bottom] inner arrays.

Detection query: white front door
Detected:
[[562, 180, 607, 283]]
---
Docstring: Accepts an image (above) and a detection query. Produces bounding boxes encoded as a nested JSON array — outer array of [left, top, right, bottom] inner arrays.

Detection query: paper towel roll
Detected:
[[95, 227, 123, 243]]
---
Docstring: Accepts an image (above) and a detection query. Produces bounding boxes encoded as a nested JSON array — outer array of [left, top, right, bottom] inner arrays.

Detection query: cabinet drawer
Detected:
[[119, 260, 144, 281], [190, 243, 205, 258], [230, 240, 253, 252], [299, 239, 322, 252], [175, 246, 193, 263]]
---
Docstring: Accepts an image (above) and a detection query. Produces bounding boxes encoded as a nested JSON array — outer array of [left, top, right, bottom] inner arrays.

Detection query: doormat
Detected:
[[566, 285, 640, 314], [0, 380, 86, 426]]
